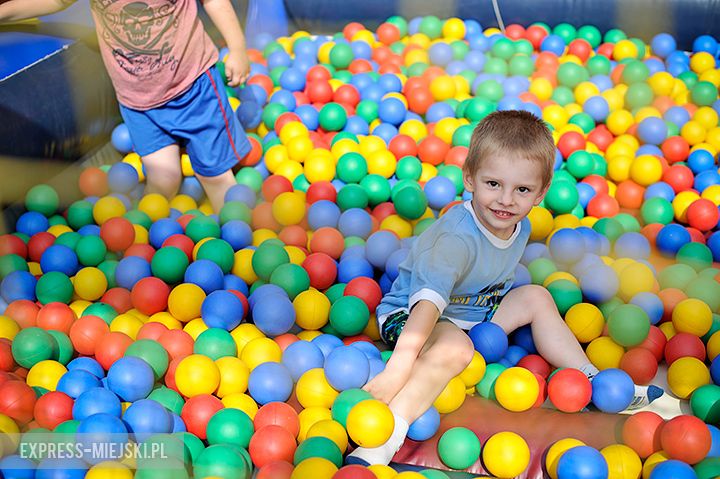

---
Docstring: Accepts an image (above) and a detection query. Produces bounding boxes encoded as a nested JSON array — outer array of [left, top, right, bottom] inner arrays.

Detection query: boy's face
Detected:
[[463, 153, 548, 240]]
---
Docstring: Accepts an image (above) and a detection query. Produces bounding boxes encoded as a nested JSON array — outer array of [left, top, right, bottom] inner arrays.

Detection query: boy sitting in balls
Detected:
[[0, 0, 251, 213], [347, 110, 664, 467]]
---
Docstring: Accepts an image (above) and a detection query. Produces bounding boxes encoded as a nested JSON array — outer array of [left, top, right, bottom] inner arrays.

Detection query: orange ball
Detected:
[[308, 227, 344, 259], [615, 180, 646, 209]]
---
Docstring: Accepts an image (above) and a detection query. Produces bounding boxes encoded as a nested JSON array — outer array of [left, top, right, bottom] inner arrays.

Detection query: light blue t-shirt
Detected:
[[377, 201, 531, 330]]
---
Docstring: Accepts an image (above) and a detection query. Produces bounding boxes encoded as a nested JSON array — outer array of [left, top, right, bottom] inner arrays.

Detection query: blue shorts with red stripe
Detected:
[[118, 66, 250, 177]]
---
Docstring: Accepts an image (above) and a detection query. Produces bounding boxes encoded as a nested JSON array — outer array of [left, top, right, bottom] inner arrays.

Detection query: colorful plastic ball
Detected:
[[687, 199, 720, 232], [607, 304, 650, 347], [252, 294, 296, 337], [549, 228, 586, 264], [193, 443, 250, 479], [591, 368, 634, 413], [34, 390, 73, 429], [180, 393, 223, 440], [1, 270, 36, 303], [185, 259, 225, 294], [545, 181, 580, 214], [406, 406, 440, 442], [437, 427, 481, 470], [328, 296, 369, 337], [25, 184, 60, 217], [11, 326, 55, 369], [482, 431, 530, 479], [0, 380, 36, 424], [324, 345, 369, 391], [667, 356, 710, 399], [494, 367, 539, 412], [620, 347, 658, 385], [346, 399, 394, 448], [557, 446, 609, 479], [547, 368, 592, 413], [672, 298, 712, 337], [123, 398, 172, 442], [106, 356, 154, 402], [249, 425, 297, 468], [254, 401, 300, 440], [620, 410, 665, 459], [660, 415, 711, 465], [131, 277, 170, 316], [57, 368, 102, 399], [469, 322, 508, 363], [655, 224, 691, 256], [200, 290, 243, 331], [248, 361, 294, 405]]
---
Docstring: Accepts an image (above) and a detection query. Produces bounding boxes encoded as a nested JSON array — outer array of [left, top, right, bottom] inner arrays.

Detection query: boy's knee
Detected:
[[521, 284, 556, 310], [451, 333, 475, 370]]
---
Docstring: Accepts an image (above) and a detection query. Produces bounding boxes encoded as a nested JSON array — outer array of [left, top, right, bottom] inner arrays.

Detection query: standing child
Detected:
[[348, 110, 663, 467], [0, 0, 251, 212]]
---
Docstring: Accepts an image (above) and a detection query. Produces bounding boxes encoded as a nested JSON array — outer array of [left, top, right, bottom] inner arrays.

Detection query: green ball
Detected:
[[452, 123, 475, 147], [98, 260, 118, 289], [547, 279, 583, 315], [331, 388, 373, 427], [607, 304, 650, 347], [124, 210, 153, 230], [54, 419, 79, 434], [81, 302, 118, 324], [219, 202, 251, 225], [325, 283, 346, 304], [12, 327, 55, 368], [360, 174, 391, 206], [621, 60, 650, 85], [557, 62, 589, 88], [344, 237, 365, 249], [262, 102, 288, 130], [603, 28, 627, 44], [438, 427, 482, 470], [414, 217, 436, 236], [689, 384, 720, 423], [545, 180, 579, 214], [269, 66, 287, 87], [193, 444, 250, 479], [592, 217, 624, 242], [695, 457, 720, 479], [331, 132, 358, 146], [577, 25, 602, 48], [49, 215, 67, 227], [677, 242, 714, 271], [407, 62, 429, 78], [336, 184, 369, 211], [514, 39, 534, 55], [483, 57, 508, 76], [658, 263, 697, 290], [597, 297, 622, 319], [25, 184, 59, 217], [151, 246, 189, 284], [528, 258, 558, 285], [67, 201, 95, 230], [476, 363, 506, 400], [685, 277, 720, 312], [207, 408, 254, 449], [613, 213, 641, 233], [566, 151, 595, 179], [437, 165, 464, 195], [329, 296, 369, 336], [569, 112, 596, 134], [251, 242, 290, 282], [176, 432, 205, 464], [0, 254, 28, 280], [691, 81, 718, 106], [420, 470, 451, 479], [393, 186, 428, 220], [48, 330, 73, 364], [36, 271, 73, 304], [419, 15, 443, 39], [491, 37, 515, 60], [329, 43, 353, 69], [355, 100, 379, 124], [640, 197, 674, 224], [551, 86, 575, 106], [587, 55, 611, 75], [337, 152, 368, 183], [679, 72, 699, 90], [148, 386, 185, 415], [270, 263, 310, 300], [134, 458, 189, 479], [451, 40, 470, 60], [125, 339, 169, 379], [507, 54, 534, 77], [186, 216, 221, 243], [294, 436, 342, 467], [476, 80, 504, 102], [553, 22, 577, 43], [293, 174, 311, 193], [197, 239, 235, 274], [235, 168, 263, 193], [318, 103, 347, 132], [386, 16, 408, 37], [194, 328, 238, 360], [76, 235, 107, 267], [624, 83, 654, 109]]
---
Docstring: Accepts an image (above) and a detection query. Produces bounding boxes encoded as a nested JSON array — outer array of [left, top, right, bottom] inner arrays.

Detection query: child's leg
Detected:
[[142, 144, 182, 199], [196, 169, 236, 214]]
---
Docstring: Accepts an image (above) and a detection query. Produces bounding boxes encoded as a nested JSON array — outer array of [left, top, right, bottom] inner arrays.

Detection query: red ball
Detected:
[[348, 59, 374, 75], [615, 180, 646, 209], [78, 167, 109, 197], [388, 134, 418, 160], [279, 225, 308, 249], [254, 402, 300, 438], [525, 25, 549, 49], [162, 234, 195, 262], [95, 332, 133, 371], [249, 425, 297, 468], [181, 394, 224, 440], [597, 42, 615, 58], [533, 373, 548, 408], [252, 202, 282, 233], [660, 415, 711, 464], [0, 380, 36, 424], [228, 290, 249, 320], [27, 232, 55, 263], [4, 299, 39, 329], [136, 322, 169, 341], [567, 39, 592, 61], [124, 244, 156, 263], [687, 226, 706, 243], [581, 175, 609, 195], [262, 175, 294, 202], [547, 368, 592, 413], [622, 411, 664, 458], [664, 332, 706, 365], [306, 66, 332, 83], [376, 22, 401, 45], [344, 277, 383, 312], [240, 136, 263, 167], [306, 182, 337, 204], [661, 136, 690, 163], [406, 87, 434, 115], [164, 357, 181, 392], [517, 354, 552, 379], [100, 217, 135, 252], [0, 339, 15, 372], [256, 460, 294, 479], [34, 391, 74, 429], [658, 288, 687, 322], [157, 329, 195, 361], [687, 198, 720, 231], [306, 80, 334, 104], [274, 112, 302, 136], [637, 325, 667, 362], [68, 315, 110, 356], [504, 23, 526, 40], [0, 234, 28, 258], [557, 131, 586, 158], [176, 214, 194, 231], [333, 85, 360, 107], [620, 347, 658, 385], [417, 135, 450, 166], [333, 465, 378, 479], [587, 125, 614, 152], [36, 302, 75, 334], [342, 21, 365, 40], [662, 164, 695, 193], [372, 202, 396, 223], [247, 75, 273, 97], [302, 253, 337, 290], [586, 193, 620, 217], [100, 288, 133, 314], [131, 277, 170, 315], [445, 145, 468, 168], [308, 227, 344, 260]]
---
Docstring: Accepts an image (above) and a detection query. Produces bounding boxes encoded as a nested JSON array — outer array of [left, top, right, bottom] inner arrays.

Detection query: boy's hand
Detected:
[[362, 367, 411, 404], [223, 49, 250, 87]]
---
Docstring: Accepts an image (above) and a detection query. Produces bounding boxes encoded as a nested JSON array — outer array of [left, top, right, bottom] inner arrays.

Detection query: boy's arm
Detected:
[[0, 0, 76, 23], [201, 0, 249, 87]]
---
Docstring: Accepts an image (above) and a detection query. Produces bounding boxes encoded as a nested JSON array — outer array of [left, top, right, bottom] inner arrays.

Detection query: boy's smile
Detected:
[[463, 154, 548, 240]]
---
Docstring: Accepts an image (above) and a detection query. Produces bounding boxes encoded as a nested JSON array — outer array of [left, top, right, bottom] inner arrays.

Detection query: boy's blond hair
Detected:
[[464, 110, 556, 188]]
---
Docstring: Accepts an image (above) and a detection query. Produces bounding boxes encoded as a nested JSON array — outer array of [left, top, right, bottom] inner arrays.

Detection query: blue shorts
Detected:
[[119, 67, 250, 177]]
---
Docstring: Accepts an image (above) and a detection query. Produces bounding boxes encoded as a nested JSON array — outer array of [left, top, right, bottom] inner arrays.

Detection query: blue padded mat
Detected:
[[0, 32, 73, 80]]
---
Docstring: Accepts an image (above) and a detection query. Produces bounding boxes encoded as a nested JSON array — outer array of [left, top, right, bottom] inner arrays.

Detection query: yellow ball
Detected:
[[109, 313, 144, 339], [132, 224, 148, 245], [307, 419, 349, 452], [232, 249, 258, 284], [240, 337, 281, 370], [430, 75, 457, 101], [346, 399, 394, 448], [394, 473, 426, 479], [529, 77, 553, 101], [629, 155, 663, 186], [586, 336, 625, 370], [434, 118, 459, 145], [264, 145, 290, 173], [672, 298, 712, 337], [231, 323, 265, 356], [293, 289, 331, 330], [275, 160, 304, 182], [85, 461, 134, 479], [398, 119, 428, 142], [708, 330, 720, 362], [146, 311, 181, 330], [122, 152, 145, 182], [180, 153, 194, 177], [642, 451, 670, 479], [169, 194, 197, 213], [175, 354, 221, 397], [659, 321, 676, 341], [296, 368, 338, 409], [331, 138, 360, 159], [601, 444, 642, 479], [565, 303, 605, 343], [527, 206, 554, 241], [459, 351, 487, 388], [380, 214, 413, 239], [298, 406, 333, 442], [73, 267, 108, 301], [553, 214, 581, 231], [613, 40, 639, 61], [543, 104, 570, 130], [367, 149, 396, 178], [285, 245, 307, 266], [291, 457, 337, 479], [681, 120, 707, 145], [26, 360, 67, 391], [419, 163, 438, 183], [138, 193, 170, 222], [368, 465, 398, 479], [272, 191, 306, 226], [667, 356, 710, 399], [287, 136, 314, 162], [297, 330, 323, 341], [215, 356, 249, 398], [93, 196, 126, 225], [442, 17, 466, 39], [0, 315, 20, 340], [546, 438, 586, 479], [359, 135, 386, 158], [304, 154, 336, 183], [433, 376, 466, 414], [543, 272, 579, 288], [575, 82, 600, 105], [690, 51, 716, 74], [494, 367, 539, 412], [221, 392, 258, 419], [617, 262, 655, 302], [482, 431, 530, 479], [702, 184, 720, 206], [694, 106, 719, 131], [673, 190, 701, 223], [606, 110, 635, 136], [280, 121, 309, 145], [167, 283, 206, 323]]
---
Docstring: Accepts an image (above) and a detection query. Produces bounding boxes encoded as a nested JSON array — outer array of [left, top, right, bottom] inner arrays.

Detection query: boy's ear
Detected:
[[462, 171, 475, 192], [533, 183, 550, 206]]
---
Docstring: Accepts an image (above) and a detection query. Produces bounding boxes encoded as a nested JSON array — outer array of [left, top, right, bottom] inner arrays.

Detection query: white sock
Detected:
[[345, 412, 409, 466], [579, 363, 663, 411], [579, 363, 600, 381]]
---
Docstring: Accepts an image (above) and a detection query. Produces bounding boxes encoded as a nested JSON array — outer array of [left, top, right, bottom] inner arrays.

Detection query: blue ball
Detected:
[[378, 73, 402, 93], [350, 40, 372, 59], [350, 340, 382, 361], [171, 413, 186, 433], [115, 256, 151, 290], [407, 406, 441, 441], [365, 230, 401, 269], [591, 368, 634, 413], [76, 413, 129, 464], [368, 357, 385, 380], [549, 228, 586, 264], [0, 455, 36, 479], [343, 116, 370, 135], [295, 104, 320, 131], [67, 357, 105, 378], [468, 322, 508, 363], [694, 169, 720, 193], [223, 274, 248, 296], [279, 67, 306, 92], [512, 324, 537, 354], [576, 182, 597, 208], [308, 200, 341, 230], [269, 89, 296, 111], [711, 356, 720, 385], [267, 50, 292, 70], [637, 117, 668, 145], [248, 362, 293, 405], [465, 50, 486, 71], [648, 459, 697, 479], [424, 176, 456, 210], [111, 123, 133, 154], [148, 218, 183, 249], [502, 345, 528, 366], [540, 34, 566, 55], [520, 242, 550, 265], [378, 98, 407, 126], [512, 263, 531, 289], [221, 220, 253, 251], [651, 33, 677, 58], [202, 290, 244, 330], [184, 259, 225, 294], [73, 387, 122, 420], [709, 231, 720, 262], [556, 446, 609, 479], [656, 224, 691, 256], [583, 96, 609, 122], [324, 345, 370, 391], [40, 245, 79, 277], [107, 162, 139, 194], [428, 42, 454, 66], [238, 83, 268, 105], [36, 458, 87, 479], [425, 102, 456, 123], [663, 105, 690, 127], [248, 283, 287, 309], [360, 83, 385, 103], [373, 123, 399, 145], [613, 232, 651, 259], [282, 340, 325, 381], [1, 270, 36, 303], [644, 182, 675, 201], [337, 257, 374, 283], [580, 264, 619, 304], [57, 369, 102, 399], [180, 177, 205, 201], [235, 101, 262, 129], [693, 34, 719, 55], [688, 149, 716, 174], [338, 208, 373, 239], [384, 248, 408, 281], [707, 424, 720, 458], [249, 32, 274, 50], [312, 333, 344, 359], [106, 357, 155, 402], [630, 292, 664, 325], [251, 294, 295, 337], [123, 399, 172, 443]]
